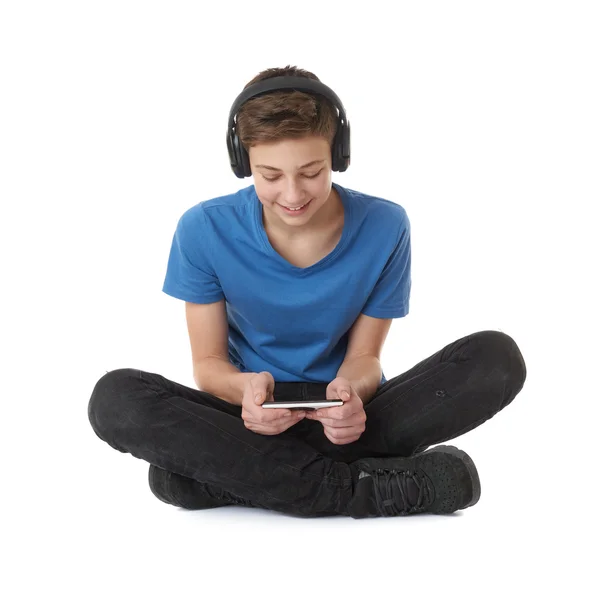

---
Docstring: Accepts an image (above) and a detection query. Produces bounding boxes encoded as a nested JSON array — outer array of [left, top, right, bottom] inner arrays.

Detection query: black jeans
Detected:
[[88, 330, 526, 518]]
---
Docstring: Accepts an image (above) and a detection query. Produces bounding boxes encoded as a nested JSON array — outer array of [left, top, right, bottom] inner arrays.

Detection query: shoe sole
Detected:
[[148, 464, 177, 506], [148, 464, 235, 510], [421, 444, 481, 508]]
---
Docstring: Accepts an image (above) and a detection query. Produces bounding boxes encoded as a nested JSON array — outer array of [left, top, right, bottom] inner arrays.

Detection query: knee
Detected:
[[88, 368, 141, 441], [469, 330, 527, 390]]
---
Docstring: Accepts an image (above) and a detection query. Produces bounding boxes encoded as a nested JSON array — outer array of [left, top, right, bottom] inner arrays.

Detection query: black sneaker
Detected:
[[347, 445, 481, 518], [148, 464, 257, 510]]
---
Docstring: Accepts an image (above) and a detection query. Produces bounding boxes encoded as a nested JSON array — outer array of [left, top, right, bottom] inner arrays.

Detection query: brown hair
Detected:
[[235, 65, 339, 153]]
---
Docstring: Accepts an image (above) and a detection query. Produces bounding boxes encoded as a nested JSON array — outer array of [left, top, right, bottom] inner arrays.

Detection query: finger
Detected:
[[249, 410, 303, 427], [324, 428, 363, 444], [243, 407, 292, 420], [253, 391, 269, 406], [323, 427, 364, 444], [315, 412, 366, 428], [329, 435, 361, 445], [311, 402, 341, 420], [262, 409, 294, 422], [324, 423, 364, 440], [313, 404, 359, 421], [323, 426, 362, 445], [312, 408, 339, 420], [246, 414, 304, 435], [260, 413, 299, 427], [314, 410, 367, 427], [256, 405, 294, 419], [245, 418, 294, 434], [244, 411, 291, 427], [245, 423, 281, 435]]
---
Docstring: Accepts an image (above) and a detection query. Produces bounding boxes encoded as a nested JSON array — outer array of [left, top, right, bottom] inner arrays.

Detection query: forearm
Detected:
[[194, 357, 255, 406], [336, 355, 382, 406]]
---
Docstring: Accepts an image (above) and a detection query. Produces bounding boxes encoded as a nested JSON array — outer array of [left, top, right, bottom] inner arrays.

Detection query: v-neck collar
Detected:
[[253, 182, 353, 274]]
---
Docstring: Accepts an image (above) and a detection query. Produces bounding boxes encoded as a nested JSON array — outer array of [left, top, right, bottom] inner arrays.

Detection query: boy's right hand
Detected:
[[241, 371, 306, 435]]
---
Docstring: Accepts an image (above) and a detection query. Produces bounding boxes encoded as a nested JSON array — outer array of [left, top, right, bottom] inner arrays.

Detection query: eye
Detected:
[[264, 170, 322, 183]]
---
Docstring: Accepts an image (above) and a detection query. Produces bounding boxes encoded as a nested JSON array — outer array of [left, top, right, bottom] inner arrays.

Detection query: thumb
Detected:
[[254, 371, 274, 405], [341, 390, 351, 401]]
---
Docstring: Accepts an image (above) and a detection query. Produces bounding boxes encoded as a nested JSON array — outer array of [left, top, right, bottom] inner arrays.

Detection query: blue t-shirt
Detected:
[[162, 182, 411, 386]]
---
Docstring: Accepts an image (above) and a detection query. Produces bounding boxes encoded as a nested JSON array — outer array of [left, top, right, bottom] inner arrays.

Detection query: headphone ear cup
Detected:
[[331, 118, 350, 172], [227, 130, 248, 179], [342, 121, 351, 170], [239, 140, 251, 178], [226, 130, 238, 177], [331, 126, 340, 172]]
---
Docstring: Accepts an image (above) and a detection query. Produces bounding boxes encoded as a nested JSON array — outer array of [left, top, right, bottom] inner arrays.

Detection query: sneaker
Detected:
[[347, 445, 481, 518], [148, 464, 257, 510]]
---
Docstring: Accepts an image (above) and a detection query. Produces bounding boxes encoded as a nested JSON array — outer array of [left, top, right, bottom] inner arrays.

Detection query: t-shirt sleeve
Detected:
[[161, 207, 224, 304], [361, 211, 411, 319]]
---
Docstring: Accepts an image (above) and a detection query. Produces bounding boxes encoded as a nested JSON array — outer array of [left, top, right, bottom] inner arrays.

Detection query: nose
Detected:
[[282, 180, 308, 204]]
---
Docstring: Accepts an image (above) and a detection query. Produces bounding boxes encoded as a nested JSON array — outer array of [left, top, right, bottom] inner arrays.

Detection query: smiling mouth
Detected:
[[278, 199, 312, 211]]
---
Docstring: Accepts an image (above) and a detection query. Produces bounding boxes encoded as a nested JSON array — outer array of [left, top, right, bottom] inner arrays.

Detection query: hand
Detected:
[[305, 376, 366, 445], [241, 371, 306, 435]]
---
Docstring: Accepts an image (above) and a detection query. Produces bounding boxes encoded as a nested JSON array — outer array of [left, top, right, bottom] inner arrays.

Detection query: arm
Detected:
[[186, 300, 255, 406], [336, 354, 382, 406], [336, 313, 393, 406], [194, 357, 255, 406]]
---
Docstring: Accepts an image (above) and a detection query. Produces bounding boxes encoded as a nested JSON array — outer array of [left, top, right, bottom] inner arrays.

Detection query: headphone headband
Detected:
[[226, 76, 351, 178]]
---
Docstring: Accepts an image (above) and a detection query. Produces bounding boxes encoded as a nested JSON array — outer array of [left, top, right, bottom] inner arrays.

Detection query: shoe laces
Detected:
[[209, 486, 256, 507], [371, 467, 435, 516]]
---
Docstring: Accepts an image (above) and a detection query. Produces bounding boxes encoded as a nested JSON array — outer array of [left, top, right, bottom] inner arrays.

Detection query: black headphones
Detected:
[[226, 76, 351, 179]]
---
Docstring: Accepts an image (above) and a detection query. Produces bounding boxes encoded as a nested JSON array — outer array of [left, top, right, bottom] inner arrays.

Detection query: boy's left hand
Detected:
[[305, 377, 367, 445]]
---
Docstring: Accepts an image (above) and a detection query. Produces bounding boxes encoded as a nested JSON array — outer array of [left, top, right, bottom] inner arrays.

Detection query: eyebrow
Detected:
[[254, 159, 325, 172]]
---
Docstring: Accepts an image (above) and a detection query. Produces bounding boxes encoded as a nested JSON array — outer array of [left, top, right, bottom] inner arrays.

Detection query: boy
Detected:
[[88, 65, 527, 518]]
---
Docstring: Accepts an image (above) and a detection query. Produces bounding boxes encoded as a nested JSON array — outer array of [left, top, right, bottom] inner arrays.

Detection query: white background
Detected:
[[2, 1, 598, 598]]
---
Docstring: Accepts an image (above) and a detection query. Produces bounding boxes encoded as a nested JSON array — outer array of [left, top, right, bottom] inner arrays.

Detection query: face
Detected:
[[249, 135, 338, 236]]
